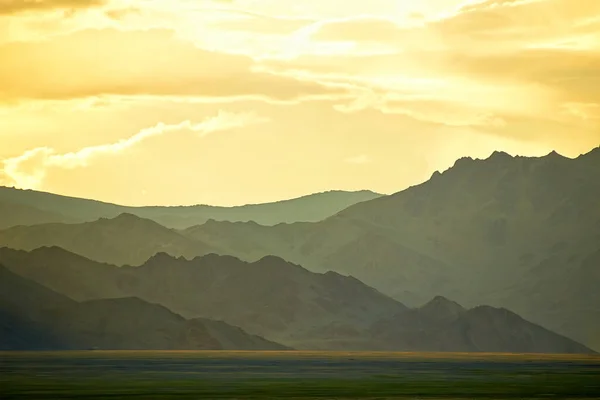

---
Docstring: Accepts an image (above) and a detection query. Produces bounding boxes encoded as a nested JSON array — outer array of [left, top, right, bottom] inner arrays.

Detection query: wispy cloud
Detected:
[[1, 110, 269, 189], [0, 0, 107, 15], [0, 28, 348, 103]]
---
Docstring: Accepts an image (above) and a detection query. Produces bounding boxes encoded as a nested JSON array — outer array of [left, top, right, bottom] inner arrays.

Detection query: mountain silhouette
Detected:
[[173, 148, 600, 350], [371, 301, 592, 353], [0, 247, 406, 349], [0, 247, 594, 353], [0, 213, 218, 265], [0, 187, 382, 229], [0, 265, 287, 350], [0, 200, 77, 229], [1, 148, 598, 349]]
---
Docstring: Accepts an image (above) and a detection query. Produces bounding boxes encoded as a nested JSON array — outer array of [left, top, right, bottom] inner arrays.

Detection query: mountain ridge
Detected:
[[1, 148, 598, 349], [0, 264, 287, 351], [173, 148, 600, 350], [0, 246, 595, 354], [0, 187, 383, 229]]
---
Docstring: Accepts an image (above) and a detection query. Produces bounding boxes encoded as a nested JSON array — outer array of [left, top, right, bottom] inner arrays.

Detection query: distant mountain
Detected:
[[175, 147, 600, 350], [0, 247, 406, 349], [0, 200, 77, 229], [1, 148, 597, 350], [371, 296, 592, 353], [0, 265, 287, 351], [1, 247, 594, 354], [0, 213, 217, 266], [0, 187, 382, 229]]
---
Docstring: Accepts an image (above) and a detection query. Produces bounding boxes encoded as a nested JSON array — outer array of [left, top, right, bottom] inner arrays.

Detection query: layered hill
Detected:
[[0, 265, 286, 351], [178, 148, 600, 349], [0, 200, 77, 230], [0, 247, 406, 349], [0, 247, 594, 354], [0, 213, 217, 266], [371, 296, 592, 354], [0, 187, 382, 229], [1, 148, 597, 349]]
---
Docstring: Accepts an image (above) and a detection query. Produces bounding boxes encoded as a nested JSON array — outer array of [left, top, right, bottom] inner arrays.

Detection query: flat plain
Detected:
[[1, 351, 600, 399]]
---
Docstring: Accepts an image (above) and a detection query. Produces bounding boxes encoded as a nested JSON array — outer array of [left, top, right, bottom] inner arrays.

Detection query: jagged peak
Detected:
[[545, 150, 568, 160], [452, 156, 474, 168], [421, 295, 465, 313], [256, 254, 289, 265], [31, 245, 78, 257], [146, 251, 177, 263], [488, 150, 513, 160], [576, 146, 600, 159], [430, 170, 442, 179], [201, 218, 237, 226], [97, 213, 144, 224], [254, 255, 308, 272]]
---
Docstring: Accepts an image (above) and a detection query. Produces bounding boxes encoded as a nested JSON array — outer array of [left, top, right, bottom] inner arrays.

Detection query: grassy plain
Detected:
[[1, 351, 599, 399]]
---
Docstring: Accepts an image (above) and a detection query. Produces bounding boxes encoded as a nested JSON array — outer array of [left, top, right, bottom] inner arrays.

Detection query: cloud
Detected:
[[442, 50, 600, 103], [309, 0, 600, 53], [0, 0, 107, 15], [332, 89, 508, 128], [1, 110, 269, 189], [0, 28, 348, 103], [260, 0, 600, 124]]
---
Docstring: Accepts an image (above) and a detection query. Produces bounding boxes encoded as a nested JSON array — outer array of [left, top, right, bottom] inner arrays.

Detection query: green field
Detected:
[[1, 351, 599, 399]]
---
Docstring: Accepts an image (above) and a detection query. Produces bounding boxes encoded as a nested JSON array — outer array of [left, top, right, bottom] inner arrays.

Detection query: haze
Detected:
[[1, 0, 599, 206]]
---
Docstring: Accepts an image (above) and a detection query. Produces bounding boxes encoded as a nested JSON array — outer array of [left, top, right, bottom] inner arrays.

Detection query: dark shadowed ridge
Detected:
[[0, 264, 288, 351]]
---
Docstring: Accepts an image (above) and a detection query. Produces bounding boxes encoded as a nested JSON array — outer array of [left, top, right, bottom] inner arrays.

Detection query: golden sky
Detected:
[[0, 0, 598, 206]]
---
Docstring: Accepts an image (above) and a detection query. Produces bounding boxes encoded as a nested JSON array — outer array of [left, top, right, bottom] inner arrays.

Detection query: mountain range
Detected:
[[0, 247, 594, 354], [0, 264, 286, 351], [175, 148, 600, 350], [0, 148, 598, 352], [0, 187, 382, 229]]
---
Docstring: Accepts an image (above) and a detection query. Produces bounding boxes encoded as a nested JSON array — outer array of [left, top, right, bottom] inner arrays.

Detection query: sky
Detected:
[[0, 0, 598, 206]]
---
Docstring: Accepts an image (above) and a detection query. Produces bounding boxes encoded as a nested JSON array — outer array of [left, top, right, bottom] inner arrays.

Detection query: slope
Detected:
[[1, 247, 595, 353], [371, 296, 594, 354], [0, 247, 407, 349], [0, 265, 286, 351], [0, 213, 217, 265], [0, 186, 382, 228], [0, 200, 77, 229], [178, 148, 600, 349]]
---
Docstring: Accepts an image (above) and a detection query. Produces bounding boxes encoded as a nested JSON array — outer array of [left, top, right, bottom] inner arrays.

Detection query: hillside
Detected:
[[1, 247, 595, 354], [0, 213, 217, 266], [371, 296, 592, 354], [177, 148, 600, 350], [0, 265, 286, 351], [0, 247, 406, 348], [0, 187, 382, 229], [0, 200, 78, 229], [1, 149, 597, 349]]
